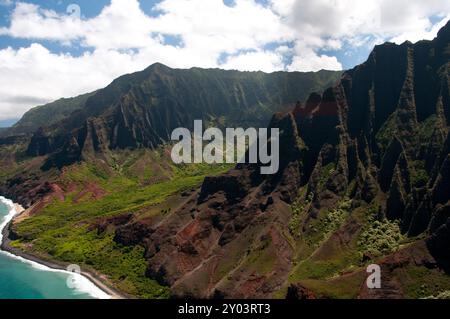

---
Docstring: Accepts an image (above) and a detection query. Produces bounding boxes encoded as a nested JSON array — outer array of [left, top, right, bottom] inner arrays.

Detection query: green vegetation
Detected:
[[398, 266, 450, 299], [21, 228, 167, 298], [375, 114, 437, 189], [0, 142, 31, 181], [12, 153, 231, 298], [291, 255, 358, 281], [7, 92, 94, 135], [288, 189, 311, 237], [305, 198, 352, 247], [289, 198, 359, 285], [357, 216, 403, 258], [376, 112, 398, 155], [417, 115, 438, 146], [243, 235, 277, 275], [317, 163, 335, 191], [424, 290, 450, 299], [410, 160, 429, 188], [299, 272, 366, 299]]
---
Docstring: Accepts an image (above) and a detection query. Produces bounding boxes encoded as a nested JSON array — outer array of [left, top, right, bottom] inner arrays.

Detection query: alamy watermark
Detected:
[[66, 264, 82, 290], [67, 4, 81, 19], [366, 264, 381, 289], [170, 120, 280, 175]]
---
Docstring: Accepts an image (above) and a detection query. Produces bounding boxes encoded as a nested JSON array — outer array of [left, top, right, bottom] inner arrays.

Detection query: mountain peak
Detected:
[[145, 62, 172, 72], [437, 19, 450, 39]]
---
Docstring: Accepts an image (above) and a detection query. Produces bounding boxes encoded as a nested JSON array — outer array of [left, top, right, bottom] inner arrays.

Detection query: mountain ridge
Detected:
[[1, 65, 340, 138], [0, 21, 449, 299], [17, 66, 341, 170], [125, 20, 450, 298]]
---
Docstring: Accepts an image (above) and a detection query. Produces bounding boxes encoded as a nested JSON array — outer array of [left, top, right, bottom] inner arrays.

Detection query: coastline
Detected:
[[0, 197, 127, 300]]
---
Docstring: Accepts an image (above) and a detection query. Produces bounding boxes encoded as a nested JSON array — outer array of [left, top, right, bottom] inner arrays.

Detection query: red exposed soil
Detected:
[[72, 182, 107, 203]]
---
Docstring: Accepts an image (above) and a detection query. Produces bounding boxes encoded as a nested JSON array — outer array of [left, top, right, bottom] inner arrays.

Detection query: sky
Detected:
[[0, 0, 449, 123]]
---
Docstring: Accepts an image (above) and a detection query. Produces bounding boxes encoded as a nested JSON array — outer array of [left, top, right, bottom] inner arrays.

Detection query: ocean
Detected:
[[0, 197, 109, 299]]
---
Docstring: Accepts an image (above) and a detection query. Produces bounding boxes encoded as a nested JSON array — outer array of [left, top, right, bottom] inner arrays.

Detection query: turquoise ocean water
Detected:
[[0, 197, 108, 299]]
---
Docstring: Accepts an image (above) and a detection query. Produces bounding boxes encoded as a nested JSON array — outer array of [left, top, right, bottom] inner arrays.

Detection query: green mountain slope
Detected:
[[23, 66, 340, 168], [1, 92, 95, 137], [0, 64, 340, 298]]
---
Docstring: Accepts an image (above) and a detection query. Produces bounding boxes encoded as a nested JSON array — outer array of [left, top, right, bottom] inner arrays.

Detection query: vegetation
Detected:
[[417, 115, 438, 150], [289, 198, 359, 285], [357, 215, 403, 258], [317, 163, 335, 191], [298, 272, 366, 299], [291, 256, 357, 281], [5, 92, 94, 135], [11, 152, 232, 298], [424, 290, 450, 299], [375, 112, 398, 155], [399, 266, 450, 299], [410, 160, 429, 188], [305, 197, 352, 247], [288, 189, 311, 237]]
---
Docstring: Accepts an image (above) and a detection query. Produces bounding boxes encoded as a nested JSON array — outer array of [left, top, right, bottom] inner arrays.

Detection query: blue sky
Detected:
[[0, 0, 449, 124]]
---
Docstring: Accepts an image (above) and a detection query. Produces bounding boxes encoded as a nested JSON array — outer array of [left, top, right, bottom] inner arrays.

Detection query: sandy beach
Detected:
[[13, 203, 25, 215], [1, 199, 127, 299]]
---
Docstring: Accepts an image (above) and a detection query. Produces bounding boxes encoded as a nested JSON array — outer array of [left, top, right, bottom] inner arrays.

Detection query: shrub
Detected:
[[358, 217, 403, 258]]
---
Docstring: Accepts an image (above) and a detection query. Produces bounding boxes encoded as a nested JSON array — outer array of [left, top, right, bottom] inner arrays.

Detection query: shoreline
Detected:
[[0, 197, 127, 299]]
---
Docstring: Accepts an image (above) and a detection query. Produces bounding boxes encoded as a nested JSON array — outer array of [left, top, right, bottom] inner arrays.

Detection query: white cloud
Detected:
[[288, 54, 342, 72], [271, 0, 450, 70], [221, 50, 286, 72], [0, 0, 449, 120], [0, 3, 84, 41], [389, 13, 450, 44], [0, 44, 148, 120], [273, 0, 450, 40]]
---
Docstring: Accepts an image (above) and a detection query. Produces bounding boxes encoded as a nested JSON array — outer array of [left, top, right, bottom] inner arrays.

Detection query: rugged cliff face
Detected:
[[0, 66, 339, 205], [110, 21, 450, 298], [1, 22, 449, 299], [22, 65, 340, 169]]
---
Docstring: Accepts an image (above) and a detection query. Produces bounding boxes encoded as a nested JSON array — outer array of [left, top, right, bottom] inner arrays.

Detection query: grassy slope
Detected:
[[10, 149, 232, 298]]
